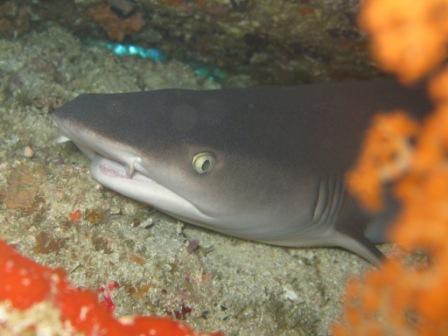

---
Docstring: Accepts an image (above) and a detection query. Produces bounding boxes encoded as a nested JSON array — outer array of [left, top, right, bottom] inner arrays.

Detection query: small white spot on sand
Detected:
[[282, 286, 299, 301], [0, 306, 7, 322], [23, 145, 33, 158]]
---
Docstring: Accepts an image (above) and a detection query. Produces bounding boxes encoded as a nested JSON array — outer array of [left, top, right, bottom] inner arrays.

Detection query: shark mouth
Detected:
[[89, 156, 215, 223], [53, 118, 214, 224]]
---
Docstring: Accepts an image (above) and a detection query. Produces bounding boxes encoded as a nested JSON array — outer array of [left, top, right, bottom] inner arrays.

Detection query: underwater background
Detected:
[[0, 1, 384, 335]]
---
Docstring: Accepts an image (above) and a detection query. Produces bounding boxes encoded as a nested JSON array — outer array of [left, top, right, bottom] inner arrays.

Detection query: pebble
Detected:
[[23, 145, 33, 158]]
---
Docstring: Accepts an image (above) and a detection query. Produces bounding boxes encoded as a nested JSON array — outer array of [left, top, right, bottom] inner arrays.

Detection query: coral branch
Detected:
[[336, 1, 448, 335], [347, 111, 418, 211], [359, 0, 448, 83]]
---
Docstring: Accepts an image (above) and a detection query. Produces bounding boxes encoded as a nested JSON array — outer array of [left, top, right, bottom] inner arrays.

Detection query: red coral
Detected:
[[0, 239, 223, 336], [69, 209, 82, 222], [0, 239, 64, 309]]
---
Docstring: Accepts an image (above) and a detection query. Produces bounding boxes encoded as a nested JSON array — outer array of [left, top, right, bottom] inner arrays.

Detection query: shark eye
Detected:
[[192, 152, 215, 174]]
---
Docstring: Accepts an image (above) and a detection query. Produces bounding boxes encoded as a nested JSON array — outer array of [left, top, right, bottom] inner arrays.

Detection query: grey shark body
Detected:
[[52, 79, 431, 264]]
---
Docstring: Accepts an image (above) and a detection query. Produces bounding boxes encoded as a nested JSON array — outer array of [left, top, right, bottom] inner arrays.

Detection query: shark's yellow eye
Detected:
[[192, 152, 215, 174]]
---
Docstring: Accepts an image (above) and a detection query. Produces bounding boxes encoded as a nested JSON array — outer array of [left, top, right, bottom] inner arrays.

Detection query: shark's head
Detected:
[[52, 89, 318, 240], [54, 80, 429, 264]]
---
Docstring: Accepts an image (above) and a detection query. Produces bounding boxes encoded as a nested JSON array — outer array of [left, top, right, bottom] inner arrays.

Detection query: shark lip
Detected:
[[52, 115, 215, 223], [90, 157, 215, 223]]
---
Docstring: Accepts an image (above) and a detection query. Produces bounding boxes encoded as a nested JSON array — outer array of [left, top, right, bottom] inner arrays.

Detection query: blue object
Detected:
[[193, 66, 227, 81], [84, 39, 227, 82], [105, 42, 166, 62]]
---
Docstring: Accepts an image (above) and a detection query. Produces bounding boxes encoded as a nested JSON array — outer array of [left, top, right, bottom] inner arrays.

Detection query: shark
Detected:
[[52, 79, 431, 264]]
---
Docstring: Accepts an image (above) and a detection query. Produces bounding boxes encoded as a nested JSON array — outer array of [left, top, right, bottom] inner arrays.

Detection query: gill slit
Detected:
[[312, 175, 344, 227]]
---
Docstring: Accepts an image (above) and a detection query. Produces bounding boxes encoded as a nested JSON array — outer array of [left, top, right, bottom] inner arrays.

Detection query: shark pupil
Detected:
[[201, 160, 210, 171]]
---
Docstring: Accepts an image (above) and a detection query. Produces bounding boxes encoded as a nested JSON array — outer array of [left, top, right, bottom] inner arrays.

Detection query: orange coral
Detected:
[[346, 111, 418, 211], [359, 0, 448, 84], [335, 1, 448, 335]]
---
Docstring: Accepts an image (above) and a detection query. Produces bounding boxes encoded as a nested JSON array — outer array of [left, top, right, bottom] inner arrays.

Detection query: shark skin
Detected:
[[52, 79, 431, 264]]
